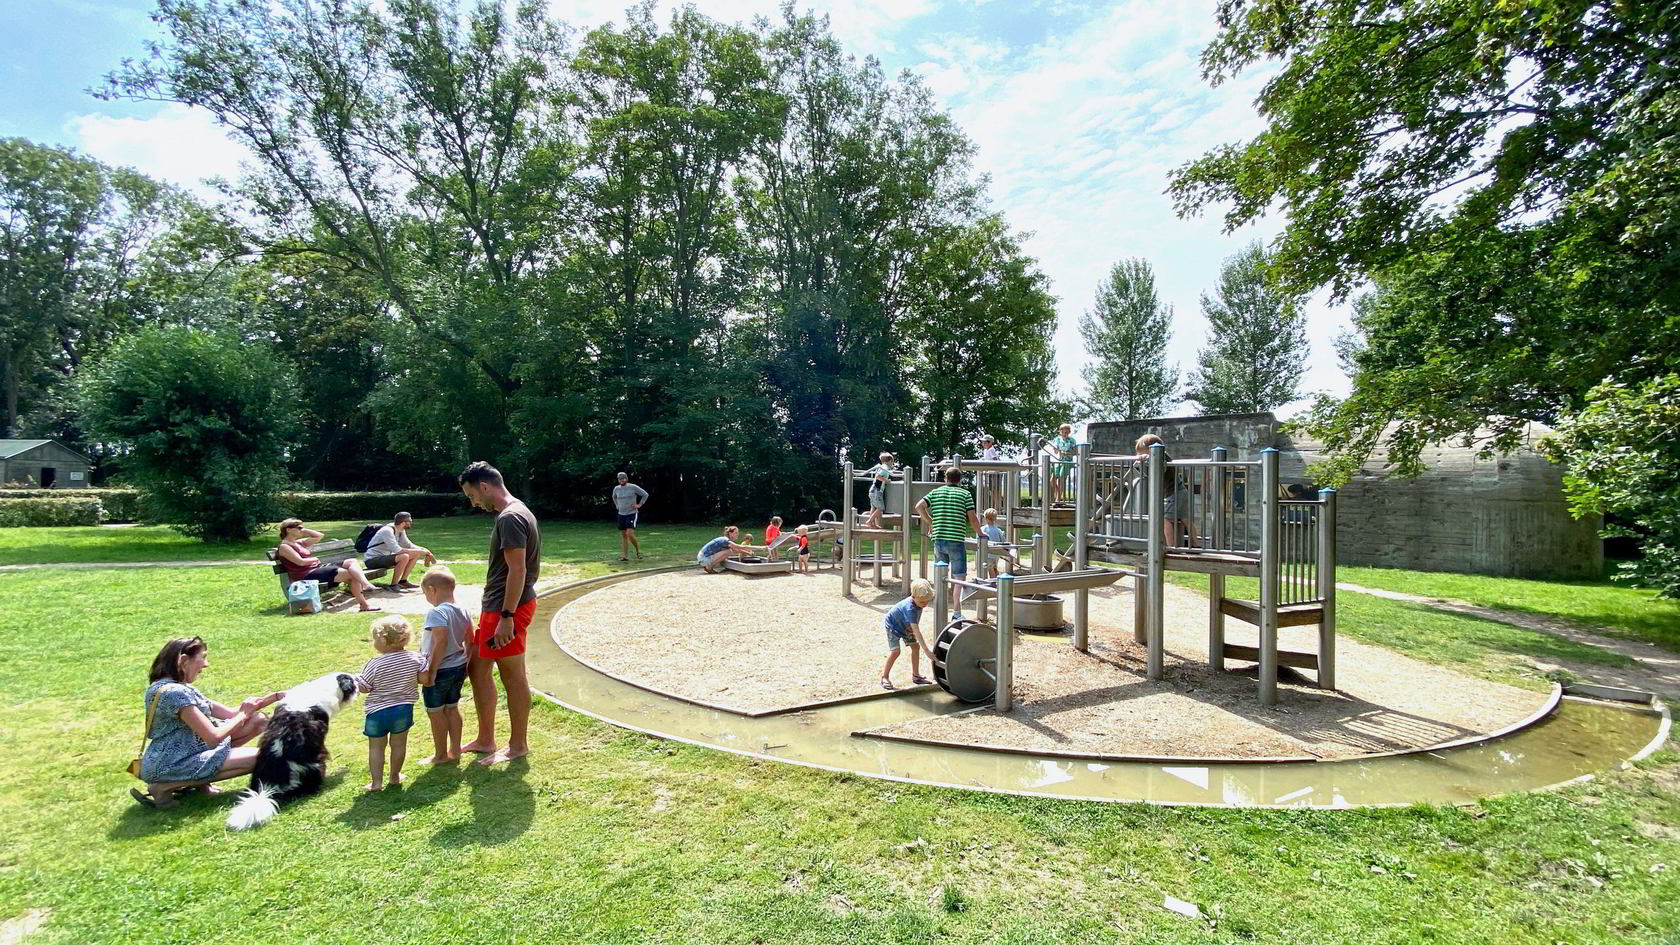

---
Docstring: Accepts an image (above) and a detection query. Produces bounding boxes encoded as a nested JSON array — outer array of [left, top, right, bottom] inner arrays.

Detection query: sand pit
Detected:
[[555, 569, 930, 714], [554, 569, 1554, 759]]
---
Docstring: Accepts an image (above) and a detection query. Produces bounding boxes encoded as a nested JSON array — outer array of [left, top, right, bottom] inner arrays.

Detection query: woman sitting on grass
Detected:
[[132, 637, 283, 809], [276, 518, 381, 612]]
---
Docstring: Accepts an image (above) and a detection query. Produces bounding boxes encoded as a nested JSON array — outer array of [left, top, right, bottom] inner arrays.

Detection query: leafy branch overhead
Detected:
[[1171, 0, 1679, 592]]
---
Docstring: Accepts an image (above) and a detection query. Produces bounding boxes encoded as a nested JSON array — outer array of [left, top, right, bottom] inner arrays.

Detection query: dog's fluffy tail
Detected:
[[226, 787, 279, 831]]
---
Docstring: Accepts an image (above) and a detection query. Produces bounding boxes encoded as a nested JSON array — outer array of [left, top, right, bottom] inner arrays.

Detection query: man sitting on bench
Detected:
[[364, 512, 435, 590]]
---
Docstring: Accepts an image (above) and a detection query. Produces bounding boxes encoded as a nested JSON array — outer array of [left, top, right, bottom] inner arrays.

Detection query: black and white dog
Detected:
[[226, 672, 358, 831]]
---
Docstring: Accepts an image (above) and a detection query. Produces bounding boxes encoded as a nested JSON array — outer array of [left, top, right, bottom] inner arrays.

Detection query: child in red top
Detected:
[[794, 525, 812, 573], [764, 516, 783, 559]]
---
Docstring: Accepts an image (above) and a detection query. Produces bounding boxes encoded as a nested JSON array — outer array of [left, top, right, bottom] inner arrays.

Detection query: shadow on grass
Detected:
[[430, 756, 534, 847], [108, 771, 350, 840], [333, 759, 470, 830]]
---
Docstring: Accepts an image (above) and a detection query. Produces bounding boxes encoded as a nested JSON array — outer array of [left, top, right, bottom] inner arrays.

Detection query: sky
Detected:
[[0, 0, 1355, 417]]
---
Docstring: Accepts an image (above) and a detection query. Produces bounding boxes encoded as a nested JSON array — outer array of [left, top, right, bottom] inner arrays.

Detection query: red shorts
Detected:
[[474, 599, 536, 659]]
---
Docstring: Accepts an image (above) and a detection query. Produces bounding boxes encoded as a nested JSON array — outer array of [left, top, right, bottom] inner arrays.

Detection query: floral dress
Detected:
[[139, 680, 231, 782]]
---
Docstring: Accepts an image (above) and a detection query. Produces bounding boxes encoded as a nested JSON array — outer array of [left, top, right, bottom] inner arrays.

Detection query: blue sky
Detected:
[[1, 0, 1354, 415]]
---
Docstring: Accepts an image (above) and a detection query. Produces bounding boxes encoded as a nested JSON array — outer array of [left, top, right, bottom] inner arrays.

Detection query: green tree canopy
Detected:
[[1184, 242, 1307, 415], [1077, 257, 1177, 420], [79, 327, 297, 542], [1170, 0, 1680, 589]]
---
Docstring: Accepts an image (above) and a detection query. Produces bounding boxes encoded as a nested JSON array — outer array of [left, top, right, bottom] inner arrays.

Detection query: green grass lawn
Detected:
[[1167, 572, 1637, 692], [0, 516, 723, 572], [3, 536, 1678, 943], [1338, 566, 1680, 652]]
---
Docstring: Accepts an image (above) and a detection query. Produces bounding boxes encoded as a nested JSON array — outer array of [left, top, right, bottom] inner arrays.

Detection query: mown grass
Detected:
[[2, 543, 1678, 942], [1167, 572, 1637, 692], [1338, 566, 1680, 652], [0, 516, 723, 572]]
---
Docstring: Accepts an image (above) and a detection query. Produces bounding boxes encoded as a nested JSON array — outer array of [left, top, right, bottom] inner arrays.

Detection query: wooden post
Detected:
[[996, 572, 1015, 712], [1147, 444, 1165, 680], [842, 461, 854, 597], [934, 560, 949, 634], [900, 472, 913, 596], [1318, 487, 1338, 690], [1208, 446, 1228, 668], [1073, 442, 1091, 652], [1259, 448, 1280, 705]]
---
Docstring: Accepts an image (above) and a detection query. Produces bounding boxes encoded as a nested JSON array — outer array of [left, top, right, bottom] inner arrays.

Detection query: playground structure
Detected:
[[842, 441, 1340, 708]]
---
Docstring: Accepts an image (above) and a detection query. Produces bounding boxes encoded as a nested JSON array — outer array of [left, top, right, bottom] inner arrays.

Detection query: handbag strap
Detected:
[[138, 685, 163, 756]]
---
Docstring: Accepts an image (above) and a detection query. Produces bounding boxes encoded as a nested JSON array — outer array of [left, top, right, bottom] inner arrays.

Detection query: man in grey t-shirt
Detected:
[[611, 471, 648, 562], [458, 461, 540, 767]]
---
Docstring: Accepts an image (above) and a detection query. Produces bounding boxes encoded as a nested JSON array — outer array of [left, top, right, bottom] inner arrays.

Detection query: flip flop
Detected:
[[129, 787, 176, 809]]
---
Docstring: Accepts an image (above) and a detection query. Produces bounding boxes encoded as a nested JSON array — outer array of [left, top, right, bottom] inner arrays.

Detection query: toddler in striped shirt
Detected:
[[356, 615, 428, 791]]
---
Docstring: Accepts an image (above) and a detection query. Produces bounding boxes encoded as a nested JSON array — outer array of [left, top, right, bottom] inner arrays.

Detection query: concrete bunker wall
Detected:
[[1086, 413, 1601, 580]]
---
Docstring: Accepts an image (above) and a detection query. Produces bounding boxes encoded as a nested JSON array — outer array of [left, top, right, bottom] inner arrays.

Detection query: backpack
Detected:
[[354, 523, 383, 554]]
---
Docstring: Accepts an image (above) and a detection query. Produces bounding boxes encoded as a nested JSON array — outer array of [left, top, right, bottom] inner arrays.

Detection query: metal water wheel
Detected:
[[932, 618, 998, 703]]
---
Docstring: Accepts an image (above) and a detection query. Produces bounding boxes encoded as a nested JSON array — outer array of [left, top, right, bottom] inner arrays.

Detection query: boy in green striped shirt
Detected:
[[915, 467, 983, 618]]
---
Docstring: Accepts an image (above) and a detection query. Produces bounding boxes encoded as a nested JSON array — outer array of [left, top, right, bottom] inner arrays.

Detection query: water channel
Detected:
[[526, 574, 1669, 808]]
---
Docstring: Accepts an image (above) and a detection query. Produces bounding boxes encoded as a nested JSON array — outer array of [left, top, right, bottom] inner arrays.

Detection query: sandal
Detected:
[[130, 787, 177, 810], [912, 675, 932, 686], [880, 678, 895, 691]]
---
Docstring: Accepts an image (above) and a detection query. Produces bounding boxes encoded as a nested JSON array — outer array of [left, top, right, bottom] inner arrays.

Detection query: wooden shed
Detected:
[[0, 439, 94, 489]]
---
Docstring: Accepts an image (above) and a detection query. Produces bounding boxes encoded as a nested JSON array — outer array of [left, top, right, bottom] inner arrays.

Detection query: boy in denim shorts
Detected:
[[418, 567, 472, 764], [881, 578, 935, 690]]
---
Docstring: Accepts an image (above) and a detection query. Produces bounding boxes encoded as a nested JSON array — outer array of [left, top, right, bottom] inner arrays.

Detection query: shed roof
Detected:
[[0, 439, 93, 462]]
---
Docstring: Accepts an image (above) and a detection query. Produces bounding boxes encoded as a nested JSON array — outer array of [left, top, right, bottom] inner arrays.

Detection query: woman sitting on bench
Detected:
[[276, 519, 381, 612]]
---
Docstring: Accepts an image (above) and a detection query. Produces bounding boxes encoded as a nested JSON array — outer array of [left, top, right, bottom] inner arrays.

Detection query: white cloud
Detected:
[[64, 103, 249, 200], [902, 0, 1349, 413]]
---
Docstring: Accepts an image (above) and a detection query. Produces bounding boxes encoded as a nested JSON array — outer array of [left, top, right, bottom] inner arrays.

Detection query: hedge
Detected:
[[0, 489, 143, 521], [276, 492, 465, 522], [0, 497, 106, 527]]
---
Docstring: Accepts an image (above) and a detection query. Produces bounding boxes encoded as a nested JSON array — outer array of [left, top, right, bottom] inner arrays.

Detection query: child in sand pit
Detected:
[[980, 508, 1016, 575], [764, 516, 783, 559], [794, 525, 813, 573], [881, 579, 935, 690]]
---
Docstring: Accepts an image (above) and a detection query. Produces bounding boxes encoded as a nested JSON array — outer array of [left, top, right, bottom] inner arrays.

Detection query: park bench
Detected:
[[265, 538, 388, 602]]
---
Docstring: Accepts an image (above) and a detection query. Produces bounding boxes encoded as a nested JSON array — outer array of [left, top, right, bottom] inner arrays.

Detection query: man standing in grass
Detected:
[[458, 461, 540, 766], [916, 467, 982, 619], [611, 472, 648, 562]]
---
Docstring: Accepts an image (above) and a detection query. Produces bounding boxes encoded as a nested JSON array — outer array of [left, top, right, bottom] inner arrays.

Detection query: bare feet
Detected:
[[419, 754, 457, 765], [365, 782, 382, 792], [460, 740, 497, 754], [389, 773, 405, 786], [476, 746, 528, 766]]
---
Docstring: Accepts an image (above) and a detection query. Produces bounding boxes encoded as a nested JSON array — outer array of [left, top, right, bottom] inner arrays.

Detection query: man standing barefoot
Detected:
[[458, 461, 540, 766]]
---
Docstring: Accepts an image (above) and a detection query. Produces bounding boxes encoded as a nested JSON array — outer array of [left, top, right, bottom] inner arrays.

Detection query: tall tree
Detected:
[[1077, 257, 1177, 420], [80, 327, 296, 542], [1184, 243, 1308, 415], [901, 215, 1061, 455], [106, 0, 583, 482], [0, 139, 195, 437], [570, 4, 781, 517]]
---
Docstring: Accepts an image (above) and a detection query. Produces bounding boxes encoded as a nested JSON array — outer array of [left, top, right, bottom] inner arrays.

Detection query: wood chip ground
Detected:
[[555, 569, 1551, 758]]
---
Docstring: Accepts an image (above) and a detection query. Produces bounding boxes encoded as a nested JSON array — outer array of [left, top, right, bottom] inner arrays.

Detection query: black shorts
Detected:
[[364, 553, 399, 570], [617, 512, 639, 531], [302, 565, 341, 586]]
